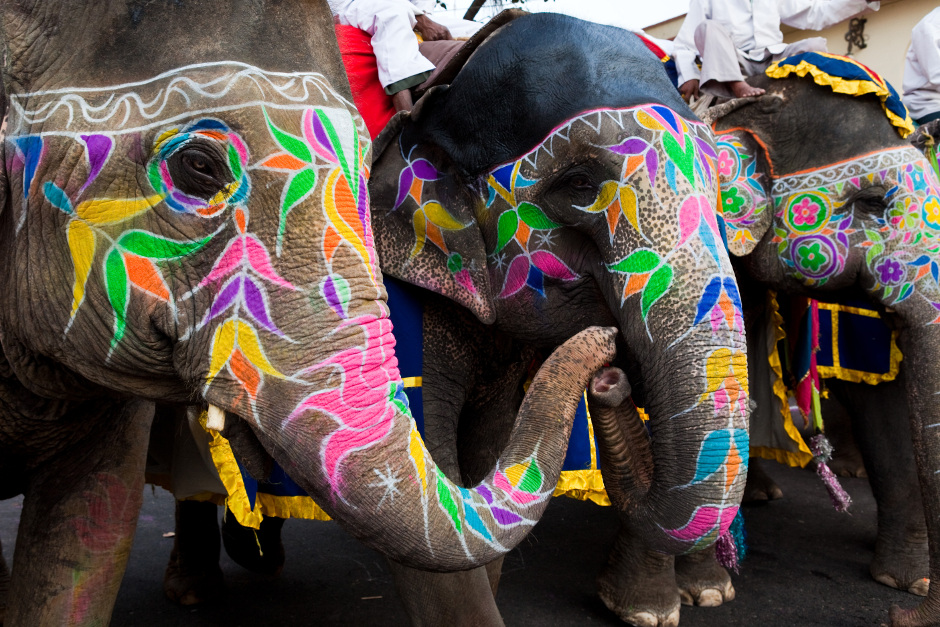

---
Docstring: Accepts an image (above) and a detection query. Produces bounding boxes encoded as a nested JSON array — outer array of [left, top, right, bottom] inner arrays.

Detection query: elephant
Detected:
[[0, 1, 620, 624], [707, 68, 940, 626], [366, 13, 750, 627], [152, 11, 752, 627]]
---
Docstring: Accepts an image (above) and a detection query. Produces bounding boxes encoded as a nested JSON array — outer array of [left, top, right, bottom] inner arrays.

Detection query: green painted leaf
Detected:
[[864, 229, 883, 243], [447, 253, 463, 274], [105, 249, 128, 348], [866, 243, 884, 265], [518, 202, 560, 230], [642, 264, 673, 318], [278, 169, 317, 253], [228, 145, 243, 180], [608, 249, 660, 274], [517, 461, 543, 493], [117, 231, 212, 259], [436, 475, 462, 533], [495, 211, 519, 253], [265, 109, 312, 163], [316, 109, 357, 197]]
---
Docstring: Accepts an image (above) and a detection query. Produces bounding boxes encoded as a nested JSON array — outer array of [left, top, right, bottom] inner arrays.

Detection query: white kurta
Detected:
[[331, 0, 435, 91], [903, 8, 940, 121], [674, 0, 878, 86]]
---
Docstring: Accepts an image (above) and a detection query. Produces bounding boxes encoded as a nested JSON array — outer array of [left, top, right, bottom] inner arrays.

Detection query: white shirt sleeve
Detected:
[[674, 0, 708, 85], [778, 0, 878, 32]]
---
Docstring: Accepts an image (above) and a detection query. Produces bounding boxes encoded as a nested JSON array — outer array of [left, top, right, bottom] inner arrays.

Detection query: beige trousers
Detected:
[[694, 19, 828, 98]]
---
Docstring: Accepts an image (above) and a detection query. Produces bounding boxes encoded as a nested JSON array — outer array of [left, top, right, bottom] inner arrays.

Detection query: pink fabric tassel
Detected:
[[810, 434, 852, 513], [714, 532, 739, 573]]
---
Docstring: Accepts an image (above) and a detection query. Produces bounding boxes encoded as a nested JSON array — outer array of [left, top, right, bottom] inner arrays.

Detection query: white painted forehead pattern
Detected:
[[7, 61, 359, 138]]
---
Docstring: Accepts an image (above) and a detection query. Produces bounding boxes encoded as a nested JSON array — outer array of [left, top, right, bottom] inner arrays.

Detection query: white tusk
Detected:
[[207, 404, 226, 431]]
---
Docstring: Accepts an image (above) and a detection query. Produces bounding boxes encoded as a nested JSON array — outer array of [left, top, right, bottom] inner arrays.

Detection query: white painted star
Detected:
[[534, 230, 557, 248], [370, 462, 401, 509], [490, 251, 508, 272]]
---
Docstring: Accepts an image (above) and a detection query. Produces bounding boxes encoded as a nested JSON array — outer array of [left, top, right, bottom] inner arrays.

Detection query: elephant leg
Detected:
[[597, 524, 679, 627], [389, 561, 505, 627], [827, 376, 929, 596], [742, 457, 783, 503], [674, 546, 735, 607], [484, 556, 505, 597], [0, 536, 8, 625], [821, 395, 867, 478], [163, 500, 223, 605], [221, 509, 285, 575], [4, 399, 154, 627]]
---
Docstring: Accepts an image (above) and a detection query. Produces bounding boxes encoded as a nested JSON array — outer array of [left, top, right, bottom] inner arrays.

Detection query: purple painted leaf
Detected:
[[836, 232, 850, 250], [476, 485, 494, 504], [695, 136, 717, 159], [411, 158, 439, 181], [645, 149, 659, 187], [358, 174, 369, 227], [312, 112, 336, 159], [243, 276, 284, 336], [205, 275, 243, 323], [79, 134, 114, 196], [499, 255, 530, 298], [396, 167, 414, 209], [491, 507, 522, 526], [609, 138, 648, 156]]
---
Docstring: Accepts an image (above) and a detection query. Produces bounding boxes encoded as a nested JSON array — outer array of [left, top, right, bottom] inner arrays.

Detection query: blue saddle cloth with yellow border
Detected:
[[203, 277, 609, 529]]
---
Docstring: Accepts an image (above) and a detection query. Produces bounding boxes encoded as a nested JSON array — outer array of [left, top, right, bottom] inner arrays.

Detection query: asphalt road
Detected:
[[0, 462, 917, 626]]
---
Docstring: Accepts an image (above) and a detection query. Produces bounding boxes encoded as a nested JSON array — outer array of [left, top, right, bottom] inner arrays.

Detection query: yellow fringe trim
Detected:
[[765, 57, 915, 138], [757, 291, 814, 468], [553, 469, 610, 506], [815, 302, 902, 385], [199, 411, 331, 528]]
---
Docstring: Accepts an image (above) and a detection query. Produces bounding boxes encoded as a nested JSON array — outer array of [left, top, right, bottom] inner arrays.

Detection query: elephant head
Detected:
[[372, 13, 749, 556], [0, 0, 616, 572], [712, 74, 940, 625]]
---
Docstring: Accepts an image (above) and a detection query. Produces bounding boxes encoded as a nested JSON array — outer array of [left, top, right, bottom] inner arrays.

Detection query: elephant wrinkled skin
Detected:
[[0, 2, 618, 624]]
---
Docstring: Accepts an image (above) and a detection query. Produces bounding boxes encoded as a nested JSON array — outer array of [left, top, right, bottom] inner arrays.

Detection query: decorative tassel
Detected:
[[715, 510, 747, 573], [810, 434, 852, 512]]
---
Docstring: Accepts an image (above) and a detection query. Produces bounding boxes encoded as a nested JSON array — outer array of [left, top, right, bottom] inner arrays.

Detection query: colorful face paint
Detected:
[[716, 134, 771, 255], [770, 146, 940, 315]]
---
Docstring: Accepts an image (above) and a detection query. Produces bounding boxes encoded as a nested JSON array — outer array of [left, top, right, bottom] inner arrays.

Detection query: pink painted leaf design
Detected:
[[245, 235, 295, 289], [200, 237, 246, 287], [530, 250, 577, 280]]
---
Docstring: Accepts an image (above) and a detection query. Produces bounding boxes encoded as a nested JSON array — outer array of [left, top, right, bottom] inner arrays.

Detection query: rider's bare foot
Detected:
[[729, 81, 765, 98]]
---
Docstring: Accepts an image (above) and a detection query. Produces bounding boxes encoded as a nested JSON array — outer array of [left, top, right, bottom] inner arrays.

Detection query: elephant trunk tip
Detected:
[[589, 367, 631, 408]]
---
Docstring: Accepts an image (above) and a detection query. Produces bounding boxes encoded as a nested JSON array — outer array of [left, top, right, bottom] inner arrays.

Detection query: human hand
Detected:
[[679, 79, 700, 102], [416, 14, 452, 41]]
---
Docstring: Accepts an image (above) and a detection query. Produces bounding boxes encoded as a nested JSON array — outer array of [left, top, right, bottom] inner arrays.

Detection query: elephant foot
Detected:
[[742, 458, 783, 503], [827, 442, 867, 478], [164, 500, 223, 606], [221, 510, 285, 576], [889, 597, 940, 627], [674, 547, 735, 607], [163, 545, 224, 606], [872, 532, 929, 597], [597, 526, 680, 627]]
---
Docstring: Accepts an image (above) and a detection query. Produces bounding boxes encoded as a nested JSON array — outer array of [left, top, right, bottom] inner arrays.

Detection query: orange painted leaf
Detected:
[[124, 253, 169, 301]]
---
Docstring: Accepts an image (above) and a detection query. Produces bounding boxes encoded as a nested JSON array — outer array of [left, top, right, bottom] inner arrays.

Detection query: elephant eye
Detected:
[[847, 185, 888, 216], [168, 144, 233, 200], [566, 173, 596, 192]]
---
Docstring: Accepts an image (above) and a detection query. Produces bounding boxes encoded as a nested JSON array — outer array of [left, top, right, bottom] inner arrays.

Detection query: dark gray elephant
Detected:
[[0, 2, 619, 624], [368, 13, 750, 627], [710, 71, 940, 626]]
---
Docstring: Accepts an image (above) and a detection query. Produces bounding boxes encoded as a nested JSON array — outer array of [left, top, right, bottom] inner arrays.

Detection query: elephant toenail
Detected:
[[697, 589, 724, 606]]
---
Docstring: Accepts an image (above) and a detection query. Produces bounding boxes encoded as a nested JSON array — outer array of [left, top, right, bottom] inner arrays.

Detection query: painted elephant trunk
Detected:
[[206, 324, 616, 571], [593, 264, 749, 555]]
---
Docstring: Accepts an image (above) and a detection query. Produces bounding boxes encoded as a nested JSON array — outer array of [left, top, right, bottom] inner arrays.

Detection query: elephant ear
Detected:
[[712, 128, 774, 256], [371, 91, 495, 323]]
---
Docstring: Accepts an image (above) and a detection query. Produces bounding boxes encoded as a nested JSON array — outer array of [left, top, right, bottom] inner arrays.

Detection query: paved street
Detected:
[[0, 462, 915, 625]]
